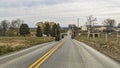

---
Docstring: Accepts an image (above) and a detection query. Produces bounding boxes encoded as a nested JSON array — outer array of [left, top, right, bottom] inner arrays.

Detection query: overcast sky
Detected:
[[0, 0, 120, 27]]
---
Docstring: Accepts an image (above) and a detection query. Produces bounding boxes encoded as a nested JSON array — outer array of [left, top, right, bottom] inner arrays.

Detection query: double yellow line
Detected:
[[29, 41, 64, 68]]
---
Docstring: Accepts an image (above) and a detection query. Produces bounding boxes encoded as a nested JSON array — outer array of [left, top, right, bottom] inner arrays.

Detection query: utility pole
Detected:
[[116, 30, 119, 43], [105, 33, 108, 42], [77, 18, 79, 27]]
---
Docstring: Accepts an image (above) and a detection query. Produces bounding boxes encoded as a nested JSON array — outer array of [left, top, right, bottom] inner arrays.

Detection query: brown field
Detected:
[[0, 37, 54, 55], [75, 34, 120, 62]]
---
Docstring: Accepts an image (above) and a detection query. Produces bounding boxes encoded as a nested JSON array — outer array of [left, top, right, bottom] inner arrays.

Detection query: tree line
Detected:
[[0, 19, 31, 36], [0, 19, 61, 40], [0, 19, 23, 36], [36, 21, 61, 40]]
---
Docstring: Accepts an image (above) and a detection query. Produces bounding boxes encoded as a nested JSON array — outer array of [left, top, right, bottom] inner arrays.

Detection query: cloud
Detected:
[[0, 0, 120, 27], [0, 0, 74, 8]]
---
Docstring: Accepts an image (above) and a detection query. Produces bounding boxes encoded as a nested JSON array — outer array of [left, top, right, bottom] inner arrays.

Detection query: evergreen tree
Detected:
[[56, 24, 61, 36], [51, 23, 61, 41], [36, 26, 42, 37], [51, 23, 57, 37], [55, 24, 61, 41], [51, 23, 61, 37], [44, 23, 51, 36], [19, 24, 30, 36]]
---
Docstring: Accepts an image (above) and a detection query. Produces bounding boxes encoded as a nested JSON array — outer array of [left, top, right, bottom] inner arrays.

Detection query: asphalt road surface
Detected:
[[0, 36, 120, 68]]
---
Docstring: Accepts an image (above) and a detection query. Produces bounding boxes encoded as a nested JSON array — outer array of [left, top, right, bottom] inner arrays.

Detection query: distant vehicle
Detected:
[[62, 35, 64, 38], [71, 34, 74, 39], [55, 35, 60, 41]]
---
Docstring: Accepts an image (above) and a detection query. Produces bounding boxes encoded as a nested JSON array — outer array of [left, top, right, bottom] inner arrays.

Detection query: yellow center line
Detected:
[[29, 40, 64, 68], [29, 47, 54, 68], [35, 42, 63, 68]]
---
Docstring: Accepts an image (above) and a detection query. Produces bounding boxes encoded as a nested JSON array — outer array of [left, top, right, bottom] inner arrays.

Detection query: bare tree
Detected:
[[16, 19, 23, 28], [103, 19, 116, 42], [7, 20, 18, 36], [103, 18, 116, 27], [10, 20, 17, 29], [103, 18, 116, 32], [0, 20, 10, 35], [86, 15, 97, 32], [10, 19, 23, 35]]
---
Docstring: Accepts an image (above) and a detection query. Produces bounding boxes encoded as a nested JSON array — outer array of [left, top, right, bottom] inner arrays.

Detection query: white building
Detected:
[[81, 25, 88, 31]]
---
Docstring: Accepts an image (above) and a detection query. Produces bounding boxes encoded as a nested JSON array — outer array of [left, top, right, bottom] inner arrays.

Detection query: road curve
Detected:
[[0, 36, 120, 68]]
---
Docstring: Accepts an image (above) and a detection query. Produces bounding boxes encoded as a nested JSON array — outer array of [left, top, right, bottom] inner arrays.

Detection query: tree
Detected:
[[36, 26, 42, 37], [8, 20, 18, 36], [44, 23, 51, 36], [0, 20, 10, 35], [10, 20, 17, 29], [103, 19, 116, 27], [51, 23, 57, 37], [56, 24, 61, 36], [19, 24, 30, 36], [50, 23, 61, 41], [36, 22, 56, 33], [36, 21, 61, 40], [69, 24, 78, 38], [36, 22, 45, 33], [54, 24, 61, 41], [86, 15, 97, 32], [7, 19, 22, 36], [16, 19, 23, 35], [103, 18, 116, 32], [118, 23, 120, 27]]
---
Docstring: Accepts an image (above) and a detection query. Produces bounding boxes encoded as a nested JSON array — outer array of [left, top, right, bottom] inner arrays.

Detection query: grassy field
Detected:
[[0, 37, 54, 55], [75, 33, 120, 62]]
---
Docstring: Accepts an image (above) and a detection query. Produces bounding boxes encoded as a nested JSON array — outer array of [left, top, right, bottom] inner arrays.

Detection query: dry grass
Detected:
[[0, 37, 54, 55], [75, 34, 120, 62]]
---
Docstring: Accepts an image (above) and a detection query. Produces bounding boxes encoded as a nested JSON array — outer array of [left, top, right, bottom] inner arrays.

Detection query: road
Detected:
[[0, 36, 120, 68]]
